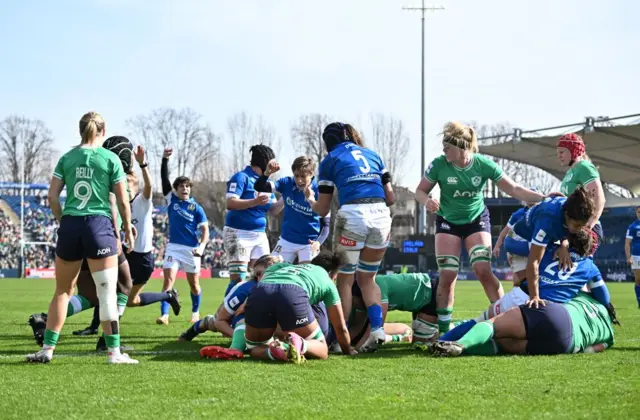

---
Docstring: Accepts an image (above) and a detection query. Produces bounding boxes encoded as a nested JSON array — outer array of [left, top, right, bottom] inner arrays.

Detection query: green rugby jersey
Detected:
[[261, 262, 340, 307], [564, 292, 614, 353], [424, 154, 503, 225], [376, 273, 432, 312], [53, 146, 126, 219], [560, 160, 600, 196]]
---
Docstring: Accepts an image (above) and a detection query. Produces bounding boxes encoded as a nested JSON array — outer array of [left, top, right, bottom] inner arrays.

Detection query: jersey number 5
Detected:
[[74, 181, 93, 210], [351, 150, 371, 173]]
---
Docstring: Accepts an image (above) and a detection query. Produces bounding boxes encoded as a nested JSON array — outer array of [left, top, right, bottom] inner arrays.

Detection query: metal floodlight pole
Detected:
[[20, 143, 25, 278], [403, 2, 445, 236]]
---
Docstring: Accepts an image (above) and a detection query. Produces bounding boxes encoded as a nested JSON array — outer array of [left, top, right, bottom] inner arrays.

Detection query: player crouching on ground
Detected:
[[436, 229, 610, 343], [430, 291, 619, 357], [177, 255, 279, 358], [348, 272, 440, 351], [244, 251, 355, 363]]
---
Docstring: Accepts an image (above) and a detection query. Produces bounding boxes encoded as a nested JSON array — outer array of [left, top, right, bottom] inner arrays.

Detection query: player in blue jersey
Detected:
[[254, 156, 331, 263], [223, 145, 283, 297], [493, 190, 539, 284], [512, 187, 596, 308], [305, 122, 395, 353], [159, 148, 209, 324], [625, 206, 640, 308], [436, 228, 611, 343]]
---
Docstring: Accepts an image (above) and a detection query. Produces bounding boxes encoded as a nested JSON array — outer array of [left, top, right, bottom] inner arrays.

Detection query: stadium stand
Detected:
[[0, 186, 227, 272]]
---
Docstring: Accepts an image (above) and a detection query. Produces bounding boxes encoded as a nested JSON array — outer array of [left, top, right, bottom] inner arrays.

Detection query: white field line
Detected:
[[2, 340, 640, 360]]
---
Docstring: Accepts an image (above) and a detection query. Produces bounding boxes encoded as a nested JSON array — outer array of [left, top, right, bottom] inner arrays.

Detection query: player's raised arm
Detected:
[[134, 145, 152, 200], [160, 148, 172, 197]]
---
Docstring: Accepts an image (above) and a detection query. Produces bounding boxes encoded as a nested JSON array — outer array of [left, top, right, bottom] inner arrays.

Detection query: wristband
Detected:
[[139, 162, 148, 168]]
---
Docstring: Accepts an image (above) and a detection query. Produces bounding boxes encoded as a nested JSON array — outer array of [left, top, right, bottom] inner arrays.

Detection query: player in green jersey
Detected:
[[349, 272, 439, 349], [244, 251, 354, 363], [430, 292, 616, 357], [556, 133, 606, 267], [26, 112, 138, 365], [414, 122, 546, 335]]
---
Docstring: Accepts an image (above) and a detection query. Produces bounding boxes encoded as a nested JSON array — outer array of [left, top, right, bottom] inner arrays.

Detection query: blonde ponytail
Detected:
[[79, 112, 105, 144]]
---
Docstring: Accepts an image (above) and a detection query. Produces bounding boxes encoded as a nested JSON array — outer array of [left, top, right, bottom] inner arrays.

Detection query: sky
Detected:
[[1, 0, 638, 191]]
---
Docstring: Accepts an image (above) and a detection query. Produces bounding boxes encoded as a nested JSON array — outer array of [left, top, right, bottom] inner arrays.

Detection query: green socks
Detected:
[[437, 307, 453, 333], [66, 295, 92, 317], [117, 293, 128, 317], [104, 333, 121, 351], [464, 339, 499, 356], [230, 325, 247, 352], [43, 329, 60, 348], [457, 321, 494, 351]]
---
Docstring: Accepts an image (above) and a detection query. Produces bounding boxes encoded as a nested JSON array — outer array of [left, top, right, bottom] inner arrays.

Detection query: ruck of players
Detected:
[[26, 112, 621, 365]]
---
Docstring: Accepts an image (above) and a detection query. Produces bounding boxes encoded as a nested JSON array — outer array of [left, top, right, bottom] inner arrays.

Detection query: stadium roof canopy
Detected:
[[478, 115, 640, 198]]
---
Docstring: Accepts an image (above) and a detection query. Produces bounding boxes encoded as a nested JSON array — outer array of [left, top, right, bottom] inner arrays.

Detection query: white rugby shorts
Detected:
[[163, 243, 201, 274], [223, 226, 270, 263], [272, 237, 317, 263], [333, 202, 391, 252], [492, 287, 529, 316]]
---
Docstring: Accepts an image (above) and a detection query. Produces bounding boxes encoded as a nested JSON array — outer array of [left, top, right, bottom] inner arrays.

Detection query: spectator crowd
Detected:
[[0, 199, 227, 270]]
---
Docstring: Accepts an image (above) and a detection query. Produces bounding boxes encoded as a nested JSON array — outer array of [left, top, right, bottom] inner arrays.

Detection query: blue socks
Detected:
[[191, 292, 202, 313], [139, 292, 170, 306], [160, 301, 170, 316], [367, 304, 383, 330], [439, 320, 477, 342], [635, 285, 640, 308]]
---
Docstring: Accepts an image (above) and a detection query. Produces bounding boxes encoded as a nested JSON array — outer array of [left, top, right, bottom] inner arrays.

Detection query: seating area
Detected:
[[0, 193, 227, 270]]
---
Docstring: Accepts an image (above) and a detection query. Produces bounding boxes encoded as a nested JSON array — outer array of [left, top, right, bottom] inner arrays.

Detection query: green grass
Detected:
[[1, 279, 639, 419]]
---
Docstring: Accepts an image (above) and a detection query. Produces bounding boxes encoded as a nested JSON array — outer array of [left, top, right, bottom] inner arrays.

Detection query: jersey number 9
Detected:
[[74, 180, 93, 210], [351, 150, 371, 174]]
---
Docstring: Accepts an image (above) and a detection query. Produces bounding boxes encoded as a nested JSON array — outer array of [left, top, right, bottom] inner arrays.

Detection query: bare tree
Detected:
[[0, 116, 56, 183], [471, 121, 561, 196], [192, 181, 227, 232], [290, 113, 332, 167], [127, 108, 219, 188], [369, 113, 410, 185], [227, 111, 279, 171], [193, 132, 227, 230]]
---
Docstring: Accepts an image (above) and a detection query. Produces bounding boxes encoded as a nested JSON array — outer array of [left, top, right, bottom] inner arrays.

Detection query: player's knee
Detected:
[[469, 245, 492, 268], [92, 267, 119, 321], [356, 259, 381, 275], [412, 318, 439, 342], [436, 255, 460, 275], [338, 263, 357, 275], [55, 283, 75, 296], [473, 263, 493, 279]]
